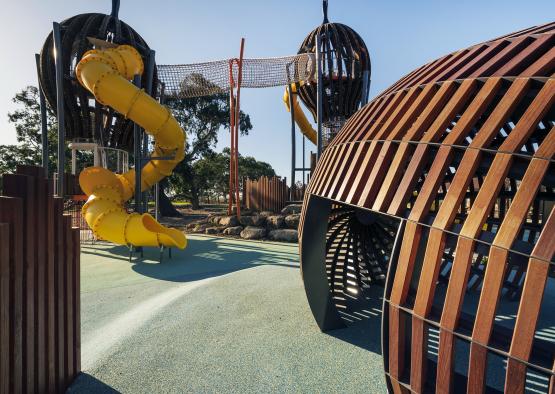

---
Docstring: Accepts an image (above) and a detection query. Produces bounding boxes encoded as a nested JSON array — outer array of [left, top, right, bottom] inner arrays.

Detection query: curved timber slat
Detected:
[[299, 21, 555, 393]]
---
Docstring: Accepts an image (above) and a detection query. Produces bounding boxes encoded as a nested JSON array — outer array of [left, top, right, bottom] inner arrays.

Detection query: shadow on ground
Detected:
[[81, 235, 299, 285], [325, 285, 384, 355], [67, 373, 121, 393], [76, 236, 388, 392]]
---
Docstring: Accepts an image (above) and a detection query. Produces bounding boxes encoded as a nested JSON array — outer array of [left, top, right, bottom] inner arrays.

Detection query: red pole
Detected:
[[234, 38, 245, 218], [227, 60, 235, 216]]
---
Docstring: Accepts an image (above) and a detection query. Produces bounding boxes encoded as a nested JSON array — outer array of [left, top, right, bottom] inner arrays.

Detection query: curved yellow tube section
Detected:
[[283, 84, 317, 145], [76, 45, 187, 249]]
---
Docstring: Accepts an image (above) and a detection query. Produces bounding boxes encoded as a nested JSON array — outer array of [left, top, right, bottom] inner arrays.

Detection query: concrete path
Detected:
[[68, 235, 386, 393]]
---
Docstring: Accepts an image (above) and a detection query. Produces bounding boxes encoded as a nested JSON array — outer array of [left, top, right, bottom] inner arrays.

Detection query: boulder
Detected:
[[268, 229, 298, 243], [266, 215, 285, 229], [219, 216, 239, 227], [208, 215, 222, 224], [258, 211, 274, 218], [240, 226, 266, 240], [239, 215, 255, 226], [281, 204, 302, 215], [252, 215, 266, 226], [284, 214, 300, 229], [223, 226, 243, 236], [240, 214, 265, 226], [193, 223, 209, 233], [205, 226, 221, 235]]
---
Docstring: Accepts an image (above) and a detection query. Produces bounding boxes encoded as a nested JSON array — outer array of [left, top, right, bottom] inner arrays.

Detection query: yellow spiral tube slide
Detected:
[[283, 83, 317, 145], [75, 45, 187, 249]]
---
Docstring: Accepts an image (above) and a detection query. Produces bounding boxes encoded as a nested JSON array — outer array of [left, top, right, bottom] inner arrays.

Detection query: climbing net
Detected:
[[157, 53, 316, 99]]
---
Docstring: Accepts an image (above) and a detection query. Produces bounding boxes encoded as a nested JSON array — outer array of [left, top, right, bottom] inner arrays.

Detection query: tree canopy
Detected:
[[164, 93, 255, 209], [1, 86, 57, 175], [1, 86, 93, 177], [1, 86, 277, 213], [191, 148, 275, 203]]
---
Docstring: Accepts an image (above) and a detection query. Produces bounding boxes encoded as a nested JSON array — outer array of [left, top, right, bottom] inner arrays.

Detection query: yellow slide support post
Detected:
[[283, 83, 317, 145], [76, 45, 187, 249]]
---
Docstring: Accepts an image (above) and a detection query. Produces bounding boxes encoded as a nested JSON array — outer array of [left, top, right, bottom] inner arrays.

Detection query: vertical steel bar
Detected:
[[53, 22, 65, 196], [142, 50, 156, 213], [154, 183, 160, 221], [155, 83, 166, 221], [94, 103, 103, 145], [361, 70, 370, 106], [315, 33, 324, 160], [111, 0, 120, 18], [35, 54, 49, 178], [133, 75, 142, 214], [71, 149, 76, 175], [302, 135, 306, 186], [288, 84, 296, 199]]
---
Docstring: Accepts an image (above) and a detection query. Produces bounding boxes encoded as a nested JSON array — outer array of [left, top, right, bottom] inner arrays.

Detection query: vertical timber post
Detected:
[[315, 33, 323, 161], [53, 22, 65, 196], [35, 54, 49, 178]]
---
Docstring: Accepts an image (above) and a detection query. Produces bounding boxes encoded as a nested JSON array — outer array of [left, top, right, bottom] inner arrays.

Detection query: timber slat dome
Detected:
[[299, 21, 555, 394]]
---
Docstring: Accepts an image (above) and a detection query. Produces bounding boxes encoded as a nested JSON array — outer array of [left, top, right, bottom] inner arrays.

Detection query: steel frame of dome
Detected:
[[296, 0, 371, 150], [39, 12, 156, 152], [297, 23, 371, 122], [37, 2, 157, 207], [288, 0, 371, 194], [299, 22, 555, 393]]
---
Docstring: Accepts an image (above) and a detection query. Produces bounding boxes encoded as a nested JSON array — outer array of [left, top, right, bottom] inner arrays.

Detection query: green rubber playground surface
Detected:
[[68, 234, 386, 393]]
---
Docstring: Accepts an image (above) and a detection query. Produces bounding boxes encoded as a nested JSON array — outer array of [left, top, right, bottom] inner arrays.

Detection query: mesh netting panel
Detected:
[[322, 119, 345, 148], [157, 53, 315, 99]]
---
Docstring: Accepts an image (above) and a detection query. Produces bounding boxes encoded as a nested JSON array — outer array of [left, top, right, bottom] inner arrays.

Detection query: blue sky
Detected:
[[1, 0, 553, 179]]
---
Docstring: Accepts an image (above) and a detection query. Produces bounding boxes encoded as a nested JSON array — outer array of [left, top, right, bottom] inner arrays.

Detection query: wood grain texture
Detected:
[[0, 223, 10, 394], [299, 21, 555, 394], [0, 167, 81, 394], [373, 81, 458, 211], [0, 197, 23, 394], [244, 176, 291, 212], [504, 207, 554, 393]]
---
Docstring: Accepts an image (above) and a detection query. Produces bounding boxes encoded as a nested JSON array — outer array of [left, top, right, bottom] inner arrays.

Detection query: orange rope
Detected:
[[227, 38, 245, 217], [235, 38, 245, 218]]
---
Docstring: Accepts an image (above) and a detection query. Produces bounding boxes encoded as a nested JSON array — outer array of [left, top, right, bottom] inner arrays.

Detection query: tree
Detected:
[[238, 151, 276, 180], [1, 86, 57, 176], [1, 86, 92, 178], [1, 86, 257, 214], [192, 148, 276, 203], [164, 93, 253, 210]]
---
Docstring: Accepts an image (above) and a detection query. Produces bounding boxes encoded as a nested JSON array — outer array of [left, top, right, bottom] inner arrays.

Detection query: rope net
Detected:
[[157, 53, 316, 99]]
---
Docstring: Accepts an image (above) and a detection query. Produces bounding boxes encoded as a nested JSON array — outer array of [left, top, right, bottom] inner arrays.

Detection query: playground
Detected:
[[70, 235, 386, 392], [0, 0, 554, 393]]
